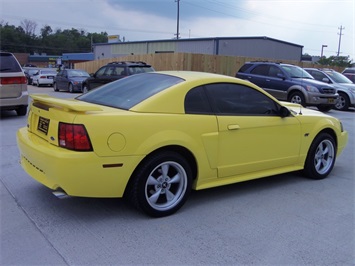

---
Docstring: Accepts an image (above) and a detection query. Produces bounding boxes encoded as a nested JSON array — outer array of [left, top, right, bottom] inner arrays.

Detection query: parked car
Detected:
[[23, 67, 40, 85], [53, 69, 90, 93], [0, 52, 28, 116], [32, 69, 57, 87], [304, 68, 355, 111], [82, 61, 155, 92], [236, 62, 338, 112], [17, 71, 348, 217], [342, 67, 355, 83]]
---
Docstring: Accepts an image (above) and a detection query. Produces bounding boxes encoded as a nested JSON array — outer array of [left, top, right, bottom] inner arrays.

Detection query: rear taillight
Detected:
[[0, 76, 27, 84], [58, 123, 93, 151]]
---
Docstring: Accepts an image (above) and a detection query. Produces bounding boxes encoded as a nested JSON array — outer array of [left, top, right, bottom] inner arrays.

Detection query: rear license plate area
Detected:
[[37, 117, 50, 135]]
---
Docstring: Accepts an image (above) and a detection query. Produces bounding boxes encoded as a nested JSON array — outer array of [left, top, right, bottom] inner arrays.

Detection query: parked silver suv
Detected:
[[0, 52, 28, 116], [305, 68, 355, 111]]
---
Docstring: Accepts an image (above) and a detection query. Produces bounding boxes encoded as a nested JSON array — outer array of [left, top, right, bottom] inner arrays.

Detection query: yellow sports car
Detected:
[[17, 71, 348, 217]]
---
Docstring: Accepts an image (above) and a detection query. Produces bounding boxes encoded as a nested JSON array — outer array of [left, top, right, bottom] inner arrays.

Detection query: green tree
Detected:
[[317, 56, 353, 67]]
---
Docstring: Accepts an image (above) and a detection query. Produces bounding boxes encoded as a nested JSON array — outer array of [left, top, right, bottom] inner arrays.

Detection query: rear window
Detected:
[[0, 53, 22, 73], [238, 63, 253, 73], [77, 73, 184, 109]]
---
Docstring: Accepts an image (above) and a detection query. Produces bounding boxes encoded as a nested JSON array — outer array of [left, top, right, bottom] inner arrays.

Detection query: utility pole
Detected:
[[175, 0, 180, 39], [337, 25, 344, 57]]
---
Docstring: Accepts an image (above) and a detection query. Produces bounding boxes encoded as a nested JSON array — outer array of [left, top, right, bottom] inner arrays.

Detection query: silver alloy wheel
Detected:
[[291, 95, 302, 104], [144, 161, 187, 211], [313, 139, 335, 175], [83, 85, 88, 93]]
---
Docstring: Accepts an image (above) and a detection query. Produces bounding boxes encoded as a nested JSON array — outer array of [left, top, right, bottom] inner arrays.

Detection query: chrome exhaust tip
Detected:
[[52, 190, 70, 199]]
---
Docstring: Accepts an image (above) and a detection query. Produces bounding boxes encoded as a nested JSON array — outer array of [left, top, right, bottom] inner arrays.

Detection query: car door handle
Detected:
[[266, 79, 271, 81], [228, 124, 240, 130]]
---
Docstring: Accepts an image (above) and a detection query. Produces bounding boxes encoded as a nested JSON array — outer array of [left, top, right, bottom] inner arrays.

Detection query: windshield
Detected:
[[41, 70, 57, 75], [68, 70, 90, 77], [325, 71, 353, 84], [77, 73, 184, 110], [281, 65, 314, 79]]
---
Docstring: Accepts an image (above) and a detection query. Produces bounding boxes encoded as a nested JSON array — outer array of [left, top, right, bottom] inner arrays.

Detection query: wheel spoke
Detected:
[[161, 164, 169, 178], [165, 189, 175, 202], [148, 189, 162, 204], [147, 175, 160, 186], [169, 173, 181, 184]]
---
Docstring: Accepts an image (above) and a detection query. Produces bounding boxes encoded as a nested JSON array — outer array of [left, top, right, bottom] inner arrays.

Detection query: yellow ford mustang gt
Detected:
[[17, 71, 348, 217]]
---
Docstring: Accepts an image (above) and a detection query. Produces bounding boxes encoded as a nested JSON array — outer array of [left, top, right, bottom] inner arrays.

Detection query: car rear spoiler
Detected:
[[31, 94, 103, 112]]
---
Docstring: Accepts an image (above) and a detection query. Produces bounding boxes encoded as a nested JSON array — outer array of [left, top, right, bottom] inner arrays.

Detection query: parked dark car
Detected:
[[82, 61, 155, 92], [236, 62, 338, 112], [304, 68, 355, 111], [53, 69, 90, 93], [23, 67, 40, 85]]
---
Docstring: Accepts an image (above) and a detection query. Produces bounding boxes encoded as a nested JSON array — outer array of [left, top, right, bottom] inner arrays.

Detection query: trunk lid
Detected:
[[27, 94, 103, 147]]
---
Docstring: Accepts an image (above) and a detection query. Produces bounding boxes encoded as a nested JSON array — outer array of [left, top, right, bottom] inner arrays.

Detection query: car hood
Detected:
[[334, 83, 355, 90], [292, 77, 334, 88]]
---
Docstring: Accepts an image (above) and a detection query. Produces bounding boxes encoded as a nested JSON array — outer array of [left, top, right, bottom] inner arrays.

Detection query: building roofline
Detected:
[[92, 36, 303, 48]]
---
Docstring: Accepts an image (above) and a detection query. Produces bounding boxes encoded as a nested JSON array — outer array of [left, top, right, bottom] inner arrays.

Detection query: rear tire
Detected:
[[69, 83, 74, 93], [128, 151, 192, 217], [83, 84, 88, 93], [16, 106, 27, 116], [303, 133, 336, 180], [334, 92, 350, 111]]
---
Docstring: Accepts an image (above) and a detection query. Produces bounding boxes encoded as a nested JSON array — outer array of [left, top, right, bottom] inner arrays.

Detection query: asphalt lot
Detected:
[[1, 85, 354, 265]]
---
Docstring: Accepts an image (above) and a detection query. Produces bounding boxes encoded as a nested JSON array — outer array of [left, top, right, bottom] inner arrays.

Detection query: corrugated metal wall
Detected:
[[93, 38, 303, 61]]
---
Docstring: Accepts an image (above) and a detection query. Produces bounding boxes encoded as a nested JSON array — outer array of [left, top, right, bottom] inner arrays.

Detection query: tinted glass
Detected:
[[205, 83, 279, 115], [0, 53, 22, 72], [77, 73, 184, 109], [251, 65, 269, 76], [185, 86, 213, 114], [238, 63, 253, 73]]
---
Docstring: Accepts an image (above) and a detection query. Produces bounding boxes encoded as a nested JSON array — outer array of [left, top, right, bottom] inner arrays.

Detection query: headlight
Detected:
[[305, 85, 319, 92]]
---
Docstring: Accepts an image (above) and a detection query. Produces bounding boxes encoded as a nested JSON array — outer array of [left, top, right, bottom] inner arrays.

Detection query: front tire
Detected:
[[69, 83, 74, 93], [83, 84, 88, 93], [289, 91, 306, 107], [303, 133, 336, 180], [53, 82, 59, 91], [128, 151, 192, 217]]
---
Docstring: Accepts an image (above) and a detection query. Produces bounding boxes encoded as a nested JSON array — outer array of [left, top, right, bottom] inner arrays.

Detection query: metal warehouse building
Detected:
[[93, 36, 303, 62]]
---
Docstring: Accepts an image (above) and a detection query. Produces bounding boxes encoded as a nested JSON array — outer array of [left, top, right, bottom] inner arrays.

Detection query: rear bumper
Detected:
[[38, 78, 54, 85], [17, 127, 143, 198], [0, 92, 28, 109]]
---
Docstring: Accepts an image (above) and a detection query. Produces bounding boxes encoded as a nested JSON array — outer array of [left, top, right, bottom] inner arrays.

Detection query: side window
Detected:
[[311, 71, 327, 82], [251, 65, 270, 76], [115, 67, 126, 75], [268, 66, 282, 77], [185, 86, 213, 114], [95, 66, 107, 76], [205, 83, 279, 115]]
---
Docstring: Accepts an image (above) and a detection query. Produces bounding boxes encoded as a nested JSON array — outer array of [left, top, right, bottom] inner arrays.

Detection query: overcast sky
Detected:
[[1, 0, 354, 59]]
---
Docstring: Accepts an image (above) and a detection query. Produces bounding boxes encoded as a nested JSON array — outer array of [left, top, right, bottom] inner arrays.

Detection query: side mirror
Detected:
[[277, 73, 286, 80], [280, 106, 291, 117], [322, 77, 330, 83]]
